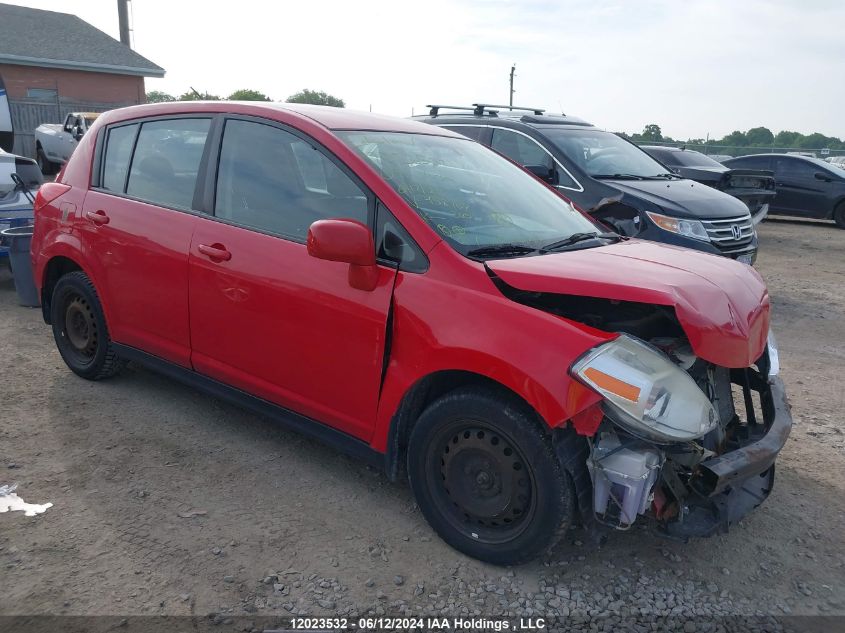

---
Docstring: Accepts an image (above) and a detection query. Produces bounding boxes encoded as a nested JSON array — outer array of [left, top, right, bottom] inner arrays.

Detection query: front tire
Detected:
[[50, 271, 125, 380], [36, 147, 55, 175], [408, 387, 575, 565]]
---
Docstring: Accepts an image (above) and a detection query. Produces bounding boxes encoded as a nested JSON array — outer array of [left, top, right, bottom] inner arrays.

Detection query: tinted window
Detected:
[[126, 118, 210, 210], [774, 158, 818, 179], [664, 150, 724, 169], [728, 156, 771, 170], [490, 129, 577, 188], [102, 123, 138, 192], [444, 125, 485, 142], [214, 119, 368, 240]]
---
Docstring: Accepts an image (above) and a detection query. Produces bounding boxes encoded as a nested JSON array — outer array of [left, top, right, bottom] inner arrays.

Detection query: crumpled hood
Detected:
[[611, 178, 750, 219], [487, 240, 770, 368]]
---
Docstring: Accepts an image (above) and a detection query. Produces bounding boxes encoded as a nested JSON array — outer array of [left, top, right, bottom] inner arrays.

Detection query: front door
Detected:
[[188, 118, 396, 440], [773, 157, 829, 217]]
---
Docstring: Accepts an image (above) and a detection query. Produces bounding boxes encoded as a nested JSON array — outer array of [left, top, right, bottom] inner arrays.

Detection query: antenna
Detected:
[[509, 64, 516, 107]]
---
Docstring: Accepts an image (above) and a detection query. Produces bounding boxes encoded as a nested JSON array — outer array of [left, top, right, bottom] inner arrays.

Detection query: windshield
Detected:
[[338, 131, 599, 255], [544, 129, 673, 178]]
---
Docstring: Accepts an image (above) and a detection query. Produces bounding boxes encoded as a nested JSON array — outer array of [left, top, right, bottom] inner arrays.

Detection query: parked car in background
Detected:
[[0, 147, 41, 264], [641, 146, 775, 224], [825, 156, 845, 167], [31, 101, 790, 564], [418, 105, 759, 264], [723, 154, 845, 228], [706, 154, 734, 164], [35, 112, 100, 174]]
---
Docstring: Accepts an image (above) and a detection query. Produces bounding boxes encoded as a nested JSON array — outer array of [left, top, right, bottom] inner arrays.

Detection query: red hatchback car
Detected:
[[31, 102, 791, 564]]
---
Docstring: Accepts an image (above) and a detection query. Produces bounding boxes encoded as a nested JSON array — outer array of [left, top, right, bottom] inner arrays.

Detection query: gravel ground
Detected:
[[0, 218, 843, 632]]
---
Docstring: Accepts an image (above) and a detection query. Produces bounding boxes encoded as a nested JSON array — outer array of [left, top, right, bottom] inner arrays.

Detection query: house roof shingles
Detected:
[[0, 3, 164, 77]]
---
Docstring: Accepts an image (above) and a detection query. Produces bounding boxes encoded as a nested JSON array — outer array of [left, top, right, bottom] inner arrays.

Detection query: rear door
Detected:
[[80, 116, 212, 366], [772, 157, 828, 217], [188, 117, 397, 440]]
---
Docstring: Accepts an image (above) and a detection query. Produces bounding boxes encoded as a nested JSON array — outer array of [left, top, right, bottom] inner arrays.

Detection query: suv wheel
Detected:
[[407, 387, 574, 565], [51, 271, 125, 380]]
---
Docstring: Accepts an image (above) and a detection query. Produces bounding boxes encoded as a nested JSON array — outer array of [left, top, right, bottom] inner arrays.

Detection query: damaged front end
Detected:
[[575, 332, 790, 539]]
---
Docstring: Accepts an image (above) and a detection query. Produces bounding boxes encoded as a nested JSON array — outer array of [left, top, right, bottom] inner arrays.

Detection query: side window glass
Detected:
[[375, 202, 427, 273], [491, 129, 577, 188], [63, 115, 75, 132], [126, 118, 210, 210], [445, 126, 484, 142], [102, 123, 138, 192], [214, 119, 368, 241]]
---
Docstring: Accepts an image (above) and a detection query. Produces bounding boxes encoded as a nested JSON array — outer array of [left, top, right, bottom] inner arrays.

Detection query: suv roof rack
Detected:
[[426, 103, 548, 117], [472, 103, 546, 116], [426, 104, 499, 117]]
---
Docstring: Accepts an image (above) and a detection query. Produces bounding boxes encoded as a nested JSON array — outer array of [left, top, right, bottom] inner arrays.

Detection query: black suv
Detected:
[[418, 105, 758, 264]]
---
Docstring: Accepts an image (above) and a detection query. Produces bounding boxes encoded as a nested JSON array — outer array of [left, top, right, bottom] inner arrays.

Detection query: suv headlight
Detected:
[[646, 211, 710, 242], [571, 334, 718, 443]]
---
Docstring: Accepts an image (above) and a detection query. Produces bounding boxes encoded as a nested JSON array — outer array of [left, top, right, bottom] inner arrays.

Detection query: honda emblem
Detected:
[[731, 225, 742, 240]]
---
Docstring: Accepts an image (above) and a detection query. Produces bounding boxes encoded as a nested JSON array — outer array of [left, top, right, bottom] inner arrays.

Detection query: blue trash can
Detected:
[[0, 225, 39, 307]]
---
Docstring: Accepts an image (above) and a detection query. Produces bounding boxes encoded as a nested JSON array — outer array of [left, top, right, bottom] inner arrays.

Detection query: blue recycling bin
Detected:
[[0, 224, 39, 307]]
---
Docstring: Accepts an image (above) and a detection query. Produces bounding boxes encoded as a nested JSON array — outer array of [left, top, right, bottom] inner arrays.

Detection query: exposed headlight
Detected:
[[571, 334, 718, 443], [646, 211, 710, 242]]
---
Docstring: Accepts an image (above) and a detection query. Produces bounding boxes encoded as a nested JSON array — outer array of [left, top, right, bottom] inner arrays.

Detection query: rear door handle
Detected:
[[85, 210, 110, 225], [197, 243, 232, 262]]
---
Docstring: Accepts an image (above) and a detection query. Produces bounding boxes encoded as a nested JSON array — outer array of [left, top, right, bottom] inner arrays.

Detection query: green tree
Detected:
[[228, 89, 271, 101], [745, 126, 774, 147], [145, 90, 175, 103], [178, 89, 221, 101], [773, 130, 801, 148], [285, 89, 345, 108], [720, 130, 747, 147], [639, 124, 663, 142]]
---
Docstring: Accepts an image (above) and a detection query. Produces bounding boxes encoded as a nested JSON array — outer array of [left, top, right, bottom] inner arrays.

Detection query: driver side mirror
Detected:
[[307, 219, 379, 291], [72, 126, 84, 141], [814, 171, 831, 182], [524, 164, 558, 185]]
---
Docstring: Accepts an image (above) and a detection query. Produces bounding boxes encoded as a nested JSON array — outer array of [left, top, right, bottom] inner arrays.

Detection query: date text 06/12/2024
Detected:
[[288, 616, 547, 630]]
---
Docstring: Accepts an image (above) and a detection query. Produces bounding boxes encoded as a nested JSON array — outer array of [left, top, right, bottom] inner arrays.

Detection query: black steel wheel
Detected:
[[51, 271, 125, 380], [834, 202, 845, 230], [408, 387, 574, 565]]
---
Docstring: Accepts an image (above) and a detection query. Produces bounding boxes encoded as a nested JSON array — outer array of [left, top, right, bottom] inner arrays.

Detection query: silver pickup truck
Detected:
[[35, 112, 99, 174]]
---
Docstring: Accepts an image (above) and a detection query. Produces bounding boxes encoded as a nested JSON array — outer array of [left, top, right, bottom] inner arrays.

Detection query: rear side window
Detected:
[[214, 119, 368, 241], [443, 125, 485, 142], [102, 124, 138, 192], [126, 118, 211, 210], [730, 156, 771, 170]]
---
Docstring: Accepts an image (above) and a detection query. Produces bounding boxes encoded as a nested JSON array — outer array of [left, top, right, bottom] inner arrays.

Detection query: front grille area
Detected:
[[701, 214, 754, 250]]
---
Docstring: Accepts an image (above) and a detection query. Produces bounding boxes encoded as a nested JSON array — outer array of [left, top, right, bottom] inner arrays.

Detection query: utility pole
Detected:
[[117, 0, 131, 47], [509, 64, 516, 108]]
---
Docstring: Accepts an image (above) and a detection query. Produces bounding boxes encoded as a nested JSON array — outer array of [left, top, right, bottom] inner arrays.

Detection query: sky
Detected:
[[11, 0, 845, 140]]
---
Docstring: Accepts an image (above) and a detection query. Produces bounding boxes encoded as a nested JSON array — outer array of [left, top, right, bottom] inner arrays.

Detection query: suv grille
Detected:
[[701, 214, 754, 249]]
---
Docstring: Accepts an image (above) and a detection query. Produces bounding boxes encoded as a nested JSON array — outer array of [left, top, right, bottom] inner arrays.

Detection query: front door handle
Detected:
[[85, 210, 110, 225], [197, 243, 232, 262]]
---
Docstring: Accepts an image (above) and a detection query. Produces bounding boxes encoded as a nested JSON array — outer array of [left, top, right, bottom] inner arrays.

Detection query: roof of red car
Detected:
[[98, 101, 459, 136]]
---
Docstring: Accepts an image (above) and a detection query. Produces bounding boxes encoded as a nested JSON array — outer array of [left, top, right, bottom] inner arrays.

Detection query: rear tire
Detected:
[[50, 271, 125, 380], [834, 202, 845, 229], [407, 387, 575, 565]]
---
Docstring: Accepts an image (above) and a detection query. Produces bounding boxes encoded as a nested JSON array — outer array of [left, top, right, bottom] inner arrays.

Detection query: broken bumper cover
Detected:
[[664, 375, 792, 539]]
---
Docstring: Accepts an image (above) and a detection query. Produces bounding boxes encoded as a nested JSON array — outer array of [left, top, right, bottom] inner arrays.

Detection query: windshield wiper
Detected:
[[593, 174, 645, 180], [540, 232, 622, 252], [645, 173, 682, 180], [466, 244, 538, 259]]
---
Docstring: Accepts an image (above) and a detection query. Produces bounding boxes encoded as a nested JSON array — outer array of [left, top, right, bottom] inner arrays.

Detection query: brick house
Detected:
[[0, 2, 164, 157]]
